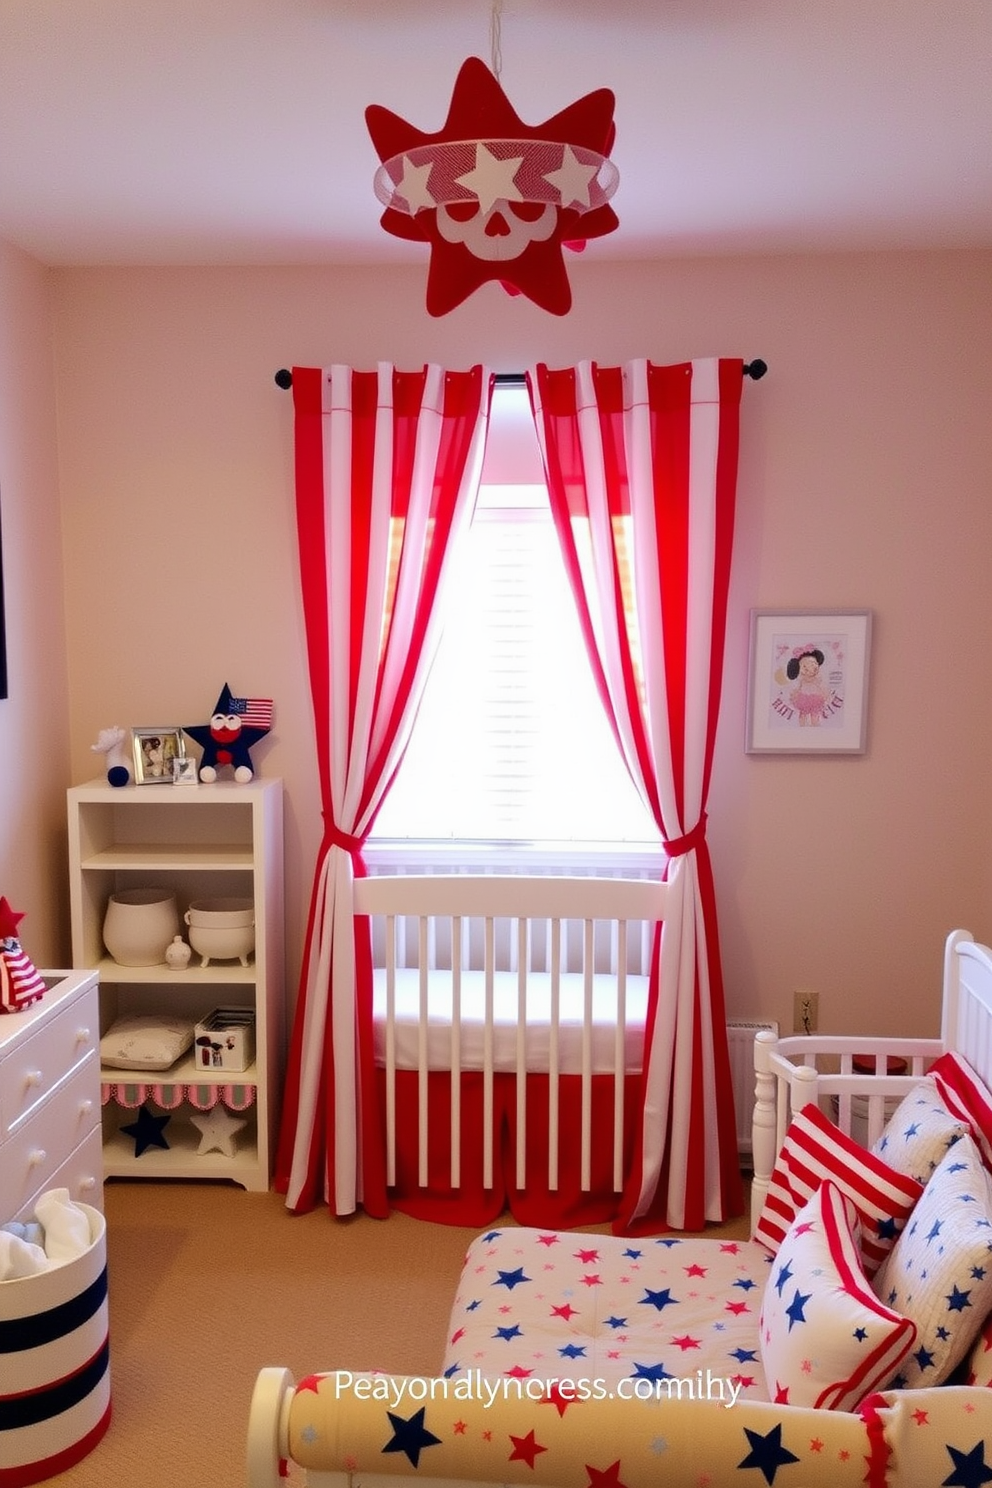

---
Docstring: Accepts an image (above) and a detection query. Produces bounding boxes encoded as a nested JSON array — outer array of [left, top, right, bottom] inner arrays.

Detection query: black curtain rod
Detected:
[[274, 360, 767, 390]]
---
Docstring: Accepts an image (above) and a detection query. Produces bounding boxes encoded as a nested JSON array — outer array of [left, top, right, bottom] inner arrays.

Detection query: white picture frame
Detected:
[[746, 609, 872, 755]]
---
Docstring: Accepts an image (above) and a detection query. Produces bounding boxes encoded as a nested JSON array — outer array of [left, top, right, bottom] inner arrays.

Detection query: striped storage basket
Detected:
[[0, 1205, 110, 1484]]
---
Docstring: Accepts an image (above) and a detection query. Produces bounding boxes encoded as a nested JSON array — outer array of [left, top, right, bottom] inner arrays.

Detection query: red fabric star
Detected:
[[540, 1383, 582, 1416], [0, 897, 25, 939], [365, 57, 618, 315], [509, 1430, 548, 1468], [585, 1460, 628, 1488]]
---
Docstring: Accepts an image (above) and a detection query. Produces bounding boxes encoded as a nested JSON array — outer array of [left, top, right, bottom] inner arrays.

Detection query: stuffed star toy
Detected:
[[0, 897, 46, 1013], [184, 685, 273, 784]]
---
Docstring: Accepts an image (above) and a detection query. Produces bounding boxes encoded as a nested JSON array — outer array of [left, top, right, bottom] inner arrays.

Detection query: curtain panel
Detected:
[[527, 358, 745, 1231], [275, 363, 491, 1214]]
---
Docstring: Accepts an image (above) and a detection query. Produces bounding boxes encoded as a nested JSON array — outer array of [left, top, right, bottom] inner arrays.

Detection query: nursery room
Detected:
[[1, 2, 992, 1486]]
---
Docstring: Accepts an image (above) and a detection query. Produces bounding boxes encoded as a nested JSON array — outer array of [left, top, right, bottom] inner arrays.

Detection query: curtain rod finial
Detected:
[[744, 359, 767, 380], [275, 368, 293, 389]]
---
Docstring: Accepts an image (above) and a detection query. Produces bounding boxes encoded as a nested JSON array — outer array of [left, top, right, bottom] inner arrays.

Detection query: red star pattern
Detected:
[[585, 1459, 628, 1488]]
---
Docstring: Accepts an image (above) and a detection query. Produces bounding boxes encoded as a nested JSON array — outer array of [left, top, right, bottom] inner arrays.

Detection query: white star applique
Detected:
[[455, 143, 524, 213], [394, 156, 435, 212], [543, 145, 599, 209], [190, 1105, 247, 1157]]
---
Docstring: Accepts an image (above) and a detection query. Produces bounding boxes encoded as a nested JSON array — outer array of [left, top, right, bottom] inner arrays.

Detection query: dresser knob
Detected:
[[76, 1027, 92, 1043], [79, 1099, 94, 1116], [28, 1148, 47, 1167], [79, 1176, 97, 1191], [24, 1069, 42, 1089]]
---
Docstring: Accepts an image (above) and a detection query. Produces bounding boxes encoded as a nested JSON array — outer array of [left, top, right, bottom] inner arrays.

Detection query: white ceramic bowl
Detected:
[[185, 897, 254, 927]]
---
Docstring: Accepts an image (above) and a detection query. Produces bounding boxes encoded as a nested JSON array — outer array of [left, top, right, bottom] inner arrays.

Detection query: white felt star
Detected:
[[394, 156, 435, 212], [455, 143, 524, 213], [190, 1105, 247, 1157], [543, 145, 599, 209]]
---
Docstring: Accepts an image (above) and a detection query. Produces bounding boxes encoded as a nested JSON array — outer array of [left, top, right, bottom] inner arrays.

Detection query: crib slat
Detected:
[[417, 916, 429, 1188], [483, 916, 494, 1192], [385, 913, 397, 1188], [450, 916, 462, 1189], [548, 918, 561, 1191], [613, 921, 627, 1191], [515, 917, 528, 1190]]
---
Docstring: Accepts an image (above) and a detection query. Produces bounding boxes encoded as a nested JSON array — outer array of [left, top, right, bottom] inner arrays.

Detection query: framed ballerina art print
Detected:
[[746, 609, 872, 755]]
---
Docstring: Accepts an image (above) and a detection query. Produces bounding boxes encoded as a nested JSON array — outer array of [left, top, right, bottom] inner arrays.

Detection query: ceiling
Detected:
[[1, 0, 990, 268]]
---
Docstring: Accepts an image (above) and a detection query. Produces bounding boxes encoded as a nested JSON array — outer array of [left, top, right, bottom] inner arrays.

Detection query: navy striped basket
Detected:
[[0, 1205, 110, 1485]]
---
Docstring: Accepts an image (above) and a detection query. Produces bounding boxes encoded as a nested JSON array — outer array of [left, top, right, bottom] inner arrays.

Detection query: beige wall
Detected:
[[37, 249, 992, 1036], [0, 240, 71, 965]]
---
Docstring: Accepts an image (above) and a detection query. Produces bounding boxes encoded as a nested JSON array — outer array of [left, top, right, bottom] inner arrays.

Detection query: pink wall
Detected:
[[0, 240, 71, 964], [41, 249, 992, 1036]]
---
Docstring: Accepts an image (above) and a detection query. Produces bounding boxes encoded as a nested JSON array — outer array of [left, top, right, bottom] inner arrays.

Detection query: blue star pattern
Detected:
[[737, 1424, 800, 1485], [382, 1407, 442, 1467], [870, 1078, 969, 1184], [871, 1134, 992, 1387]]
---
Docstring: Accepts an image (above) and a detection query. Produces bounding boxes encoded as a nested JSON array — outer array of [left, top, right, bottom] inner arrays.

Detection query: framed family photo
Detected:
[[132, 727, 186, 784], [746, 609, 872, 755]]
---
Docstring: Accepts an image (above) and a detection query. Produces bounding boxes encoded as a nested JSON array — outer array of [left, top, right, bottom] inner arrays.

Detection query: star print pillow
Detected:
[[870, 1133, 992, 1388], [870, 1076, 969, 1185], [759, 1181, 916, 1411]]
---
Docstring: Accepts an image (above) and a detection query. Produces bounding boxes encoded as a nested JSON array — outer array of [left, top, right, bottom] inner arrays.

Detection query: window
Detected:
[[370, 387, 659, 849]]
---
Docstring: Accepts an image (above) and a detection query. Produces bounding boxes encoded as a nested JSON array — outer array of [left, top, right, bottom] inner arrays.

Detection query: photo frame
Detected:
[[132, 727, 186, 784], [172, 755, 199, 787], [746, 609, 872, 755]]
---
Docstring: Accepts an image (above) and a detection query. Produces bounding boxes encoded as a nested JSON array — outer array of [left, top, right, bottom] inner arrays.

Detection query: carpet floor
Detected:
[[43, 1178, 750, 1488]]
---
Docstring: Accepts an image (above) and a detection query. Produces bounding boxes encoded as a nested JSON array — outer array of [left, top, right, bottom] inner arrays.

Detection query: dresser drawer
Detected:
[[0, 1060, 102, 1214], [0, 992, 98, 1135], [6, 1125, 104, 1223]]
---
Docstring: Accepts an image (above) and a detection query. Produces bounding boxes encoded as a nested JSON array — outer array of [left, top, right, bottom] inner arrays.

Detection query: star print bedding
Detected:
[[247, 933, 992, 1487]]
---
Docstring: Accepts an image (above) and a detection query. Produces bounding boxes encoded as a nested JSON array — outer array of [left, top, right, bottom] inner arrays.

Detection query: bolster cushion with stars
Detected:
[[759, 1181, 916, 1411], [870, 1133, 992, 1388]]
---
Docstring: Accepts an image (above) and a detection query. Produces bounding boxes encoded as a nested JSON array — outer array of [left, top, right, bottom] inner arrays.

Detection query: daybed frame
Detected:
[[247, 927, 992, 1488]]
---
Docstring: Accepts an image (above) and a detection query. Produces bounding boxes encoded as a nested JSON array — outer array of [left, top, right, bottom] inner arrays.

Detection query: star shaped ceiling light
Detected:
[[365, 55, 620, 316]]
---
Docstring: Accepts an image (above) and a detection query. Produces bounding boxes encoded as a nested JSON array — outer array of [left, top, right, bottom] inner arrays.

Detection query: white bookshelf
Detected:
[[67, 777, 284, 1191]]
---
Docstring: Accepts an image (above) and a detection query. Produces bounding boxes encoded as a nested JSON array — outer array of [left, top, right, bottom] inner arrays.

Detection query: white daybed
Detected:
[[248, 928, 992, 1488]]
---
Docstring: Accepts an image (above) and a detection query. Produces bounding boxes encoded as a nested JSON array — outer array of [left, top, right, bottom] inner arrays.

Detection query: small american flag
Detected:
[[230, 695, 273, 731]]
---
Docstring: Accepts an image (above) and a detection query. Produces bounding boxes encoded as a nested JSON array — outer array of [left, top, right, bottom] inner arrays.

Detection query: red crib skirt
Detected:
[[379, 1069, 640, 1230]]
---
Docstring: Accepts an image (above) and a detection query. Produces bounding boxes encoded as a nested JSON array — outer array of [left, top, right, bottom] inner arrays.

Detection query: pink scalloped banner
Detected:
[[102, 1082, 256, 1111]]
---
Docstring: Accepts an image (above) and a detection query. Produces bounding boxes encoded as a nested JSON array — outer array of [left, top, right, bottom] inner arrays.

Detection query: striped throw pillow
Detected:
[[755, 1102, 922, 1275]]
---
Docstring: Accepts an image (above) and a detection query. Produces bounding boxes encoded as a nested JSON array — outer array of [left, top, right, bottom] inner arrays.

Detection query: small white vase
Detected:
[[103, 889, 180, 966]]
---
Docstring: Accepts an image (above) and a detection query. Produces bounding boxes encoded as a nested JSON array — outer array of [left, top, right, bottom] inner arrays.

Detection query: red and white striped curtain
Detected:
[[275, 363, 491, 1215], [527, 358, 744, 1231]]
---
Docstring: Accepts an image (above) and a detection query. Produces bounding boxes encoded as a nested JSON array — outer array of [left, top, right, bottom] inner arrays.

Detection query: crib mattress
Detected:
[[372, 969, 649, 1075], [441, 1226, 771, 1404]]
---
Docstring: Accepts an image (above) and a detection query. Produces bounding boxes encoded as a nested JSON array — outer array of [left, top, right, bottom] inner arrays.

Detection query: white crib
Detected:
[[353, 873, 670, 1226]]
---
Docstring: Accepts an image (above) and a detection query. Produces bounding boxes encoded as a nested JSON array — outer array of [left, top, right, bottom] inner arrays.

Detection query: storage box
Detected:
[[193, 1007, 255, 1072]]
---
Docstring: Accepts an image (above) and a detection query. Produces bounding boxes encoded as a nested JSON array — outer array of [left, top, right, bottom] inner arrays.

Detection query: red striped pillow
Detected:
[[755, 1103, 922, 1275], [930, 1050, 992, 1167]]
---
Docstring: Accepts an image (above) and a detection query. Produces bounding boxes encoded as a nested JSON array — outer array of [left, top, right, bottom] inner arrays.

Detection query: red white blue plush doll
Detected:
[[184, 684, 273, 783], [0, 898, 46, 1013]]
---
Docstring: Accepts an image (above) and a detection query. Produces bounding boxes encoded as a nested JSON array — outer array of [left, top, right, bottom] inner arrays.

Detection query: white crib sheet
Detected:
[[372, 968, 649, 1075]]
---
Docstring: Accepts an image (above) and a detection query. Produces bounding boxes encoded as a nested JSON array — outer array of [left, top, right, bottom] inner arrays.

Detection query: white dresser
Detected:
[[0, 970, 103, 1223]]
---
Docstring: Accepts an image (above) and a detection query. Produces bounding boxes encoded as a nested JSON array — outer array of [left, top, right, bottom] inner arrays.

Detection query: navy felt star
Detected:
[[184, 683, 271, 784], [738, 1424, 800, 1486], [641, 1288, 678, 1311], [120, 1104, 171, 1157], [382, 1408, 442, 1468], [943, 1440, 992, 1488], [493, 1267, 530, 1290]]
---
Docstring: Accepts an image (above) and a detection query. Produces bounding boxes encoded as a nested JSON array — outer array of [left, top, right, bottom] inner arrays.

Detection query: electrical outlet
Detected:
[[793, 990, 819, 1034]]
